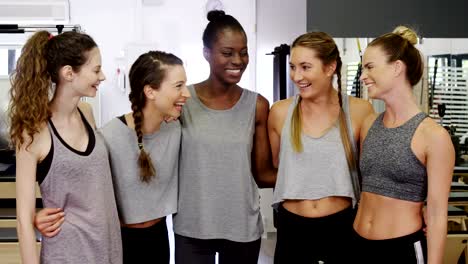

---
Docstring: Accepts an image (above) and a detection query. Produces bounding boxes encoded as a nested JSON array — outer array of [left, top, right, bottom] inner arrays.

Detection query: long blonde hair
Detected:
[[290, 32, 356, 170]]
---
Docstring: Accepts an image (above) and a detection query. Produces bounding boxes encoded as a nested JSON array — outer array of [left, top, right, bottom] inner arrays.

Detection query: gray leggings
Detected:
[[174, 234, 261, 264]]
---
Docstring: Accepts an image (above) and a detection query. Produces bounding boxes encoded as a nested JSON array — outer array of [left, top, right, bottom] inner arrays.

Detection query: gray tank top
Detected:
[[100, 118, 180, 224], [173, 85, 263, 242], [360, 112, 428, 202], [273, 94, 356, 208], [39, 112, 122, 264]]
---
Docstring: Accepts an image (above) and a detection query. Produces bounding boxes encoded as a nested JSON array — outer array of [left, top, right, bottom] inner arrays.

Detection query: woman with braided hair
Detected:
[[268, 31, 374, 263], [99, 50, 190, 263]]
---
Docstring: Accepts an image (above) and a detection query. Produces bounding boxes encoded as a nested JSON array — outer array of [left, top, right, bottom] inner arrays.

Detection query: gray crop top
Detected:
[[360, 112, 428, 202], [100, 118, 180, 224], [273, 94, 357, 207]]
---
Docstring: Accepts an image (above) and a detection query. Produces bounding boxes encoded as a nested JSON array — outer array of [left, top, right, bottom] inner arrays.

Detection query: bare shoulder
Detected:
[[348, 96, 374, 118], [270, 97, 294, 116], [256, 93, 270, 111], [269, 97, 294, 130], [77, 101, 96, 129], [419, 117, 452, 147], [17, 122, 51, 161], [349, 96, 372, 109], [362, 111, 380, 128]]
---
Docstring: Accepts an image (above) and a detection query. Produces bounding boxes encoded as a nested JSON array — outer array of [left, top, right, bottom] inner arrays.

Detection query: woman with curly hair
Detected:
[[11, 30, 122, 264]]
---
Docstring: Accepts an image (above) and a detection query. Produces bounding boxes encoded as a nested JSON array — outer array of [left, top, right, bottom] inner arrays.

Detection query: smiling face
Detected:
[[205, 28, 248, 85], [149, 64, 190, 118], [69, 47, 106, 97], [360, 46, 399, 100], [289, 46, 335, 99]]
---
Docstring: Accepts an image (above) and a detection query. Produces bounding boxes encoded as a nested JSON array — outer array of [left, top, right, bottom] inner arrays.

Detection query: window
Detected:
[[428, 55, 468, 138], [0, 46, 21, 77]]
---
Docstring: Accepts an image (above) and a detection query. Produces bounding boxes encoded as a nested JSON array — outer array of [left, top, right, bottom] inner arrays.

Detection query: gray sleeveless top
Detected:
[[100, 118, 180, 224], [173, 85, 263, 242], [360, 112, 428, 202], [39, 112, 122, 264], [273, 94, 357, 208]]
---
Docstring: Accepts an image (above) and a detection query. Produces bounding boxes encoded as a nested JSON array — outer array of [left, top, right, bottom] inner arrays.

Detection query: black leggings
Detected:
[[121, 218, 169, 264], [274, 204, 355, 264], [350, 228, 427, 264], [174, 234, 261, 264]]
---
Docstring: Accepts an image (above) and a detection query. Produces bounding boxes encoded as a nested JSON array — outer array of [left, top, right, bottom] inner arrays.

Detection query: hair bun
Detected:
[[393, 26, 418, 45], [207, 10, 225, 22]]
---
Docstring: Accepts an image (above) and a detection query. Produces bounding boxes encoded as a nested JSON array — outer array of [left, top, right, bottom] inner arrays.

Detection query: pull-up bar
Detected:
[[0, 24, 80, 34]]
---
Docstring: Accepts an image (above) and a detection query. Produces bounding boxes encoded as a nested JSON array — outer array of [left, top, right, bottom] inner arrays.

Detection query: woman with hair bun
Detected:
[[352, 26, 455, 263], [172, 9, 276, 264]]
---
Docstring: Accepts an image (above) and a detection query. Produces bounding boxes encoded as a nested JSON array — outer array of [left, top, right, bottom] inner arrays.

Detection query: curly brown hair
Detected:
[[9, 30, 97, 149], [128, 51, 183, 182]]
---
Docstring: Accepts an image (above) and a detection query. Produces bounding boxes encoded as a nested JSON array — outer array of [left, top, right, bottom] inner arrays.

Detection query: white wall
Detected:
[[69, 0, 137, 126]]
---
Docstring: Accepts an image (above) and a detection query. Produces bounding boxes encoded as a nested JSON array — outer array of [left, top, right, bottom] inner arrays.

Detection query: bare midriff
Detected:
[[121, 217, 164, 228], [282, 196, 352, 218], [353, 192, 424, 239]]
